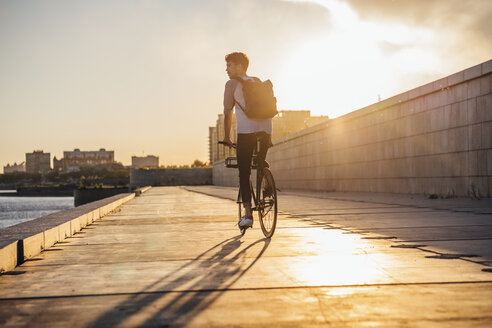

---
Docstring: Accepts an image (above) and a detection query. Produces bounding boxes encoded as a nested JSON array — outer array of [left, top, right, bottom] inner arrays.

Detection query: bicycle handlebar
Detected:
[[218, 141, 236, 148]]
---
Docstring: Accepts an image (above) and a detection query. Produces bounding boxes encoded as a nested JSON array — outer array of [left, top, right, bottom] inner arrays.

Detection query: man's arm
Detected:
[[223, 112, 233, 145], [222, 79, 237, 146]]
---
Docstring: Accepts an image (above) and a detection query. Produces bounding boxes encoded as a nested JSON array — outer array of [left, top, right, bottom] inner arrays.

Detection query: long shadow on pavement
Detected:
[[88, 235, 270, 327]]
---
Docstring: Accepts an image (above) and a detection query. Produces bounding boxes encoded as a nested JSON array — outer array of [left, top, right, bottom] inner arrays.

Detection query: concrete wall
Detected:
[[74, 187, 128, 206], [213, 160, 239, 187], [130, 168, 212, 188], [213, 60, 492, 197]]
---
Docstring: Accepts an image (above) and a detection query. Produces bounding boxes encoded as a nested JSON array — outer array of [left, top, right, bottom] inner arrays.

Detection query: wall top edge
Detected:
[[131, 168, 212, 172], [211, 159, 226, 166], [0, 193, 133, 246], [273, 58, 492, 146]]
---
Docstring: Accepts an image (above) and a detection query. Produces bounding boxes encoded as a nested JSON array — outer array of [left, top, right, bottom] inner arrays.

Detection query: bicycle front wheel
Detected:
[[258, 168, 277, 238]]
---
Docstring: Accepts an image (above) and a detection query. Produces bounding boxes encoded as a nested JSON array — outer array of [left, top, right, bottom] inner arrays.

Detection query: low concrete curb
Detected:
[[0, 186, 152, 273]]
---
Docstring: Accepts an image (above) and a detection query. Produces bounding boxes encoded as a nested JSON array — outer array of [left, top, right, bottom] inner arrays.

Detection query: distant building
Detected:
[[53, 148, 114, 172], [208, 110, 329, 164], [208, 126, 217, 164], [272, 110, 329, 141], [208, 113, 237, 164], [3, 162, 26, 174], [131, 155, 159, 168], [26, 151, 51, 174]]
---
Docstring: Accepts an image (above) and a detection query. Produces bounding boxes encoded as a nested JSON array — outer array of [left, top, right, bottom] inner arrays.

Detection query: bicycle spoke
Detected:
[[258, 168, 277, 238]]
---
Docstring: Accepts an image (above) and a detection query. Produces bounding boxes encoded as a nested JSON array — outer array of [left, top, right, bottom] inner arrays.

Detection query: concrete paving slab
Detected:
[[280, 189, 492, 212], [1, 186, 491, 327], [291, 212, 492, 230], [3, 233, 474, 278], [1, 283, 491, 328], [0, 248, 490, 300], [351, 226, 492, 242], [186, 186, 492, 262], [417, 239, 492, 262], [189, 185, 492, 210], [284, 207, 430, 216]]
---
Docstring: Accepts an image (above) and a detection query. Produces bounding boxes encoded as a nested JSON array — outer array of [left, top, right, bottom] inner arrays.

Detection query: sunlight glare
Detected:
[[287, 229, 388, 288], [277, 0, 439, 118]]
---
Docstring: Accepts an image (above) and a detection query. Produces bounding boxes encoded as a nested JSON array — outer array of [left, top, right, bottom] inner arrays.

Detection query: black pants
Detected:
[[237, 132, 271, 207]]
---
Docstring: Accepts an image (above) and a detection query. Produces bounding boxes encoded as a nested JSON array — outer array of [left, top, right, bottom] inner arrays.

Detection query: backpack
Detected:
[[233, 76, 278, 119]]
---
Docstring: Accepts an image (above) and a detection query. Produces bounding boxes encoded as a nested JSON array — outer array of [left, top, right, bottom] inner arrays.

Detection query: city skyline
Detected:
[[4, 147, 171, 172], [1, 0, 491, 169]]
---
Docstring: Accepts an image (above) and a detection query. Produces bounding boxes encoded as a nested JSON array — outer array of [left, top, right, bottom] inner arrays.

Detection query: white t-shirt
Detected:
[[223, 76, 272, 135]]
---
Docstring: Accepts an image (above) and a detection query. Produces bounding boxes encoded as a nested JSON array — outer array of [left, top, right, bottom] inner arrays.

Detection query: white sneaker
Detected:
[[238, 215, 253, 228]]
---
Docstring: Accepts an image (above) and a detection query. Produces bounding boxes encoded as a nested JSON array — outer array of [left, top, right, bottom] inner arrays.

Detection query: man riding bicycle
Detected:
[[221, 52, 272, 230]]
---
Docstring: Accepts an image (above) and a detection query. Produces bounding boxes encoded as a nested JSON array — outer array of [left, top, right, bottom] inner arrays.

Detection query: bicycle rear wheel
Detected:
[[258, 168, 277, 238]]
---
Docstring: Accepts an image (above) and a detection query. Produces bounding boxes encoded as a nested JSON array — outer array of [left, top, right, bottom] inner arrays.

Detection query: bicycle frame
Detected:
[[220, 139, 277, 238], [238, 166, 262, 213], [219, 140, 278, 238], [236, 141, 265, 214]]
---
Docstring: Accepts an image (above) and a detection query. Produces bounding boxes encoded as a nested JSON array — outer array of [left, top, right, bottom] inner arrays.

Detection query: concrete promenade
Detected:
[[1, 186, 492, 327]]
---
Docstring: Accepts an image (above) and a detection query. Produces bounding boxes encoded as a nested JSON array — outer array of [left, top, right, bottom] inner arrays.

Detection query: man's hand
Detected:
[[223, 112, 233, 148], [221, 137, 233, 148]]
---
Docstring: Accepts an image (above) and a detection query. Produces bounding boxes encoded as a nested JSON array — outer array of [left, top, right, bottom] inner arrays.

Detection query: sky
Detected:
[[1, 0, 491, 170]]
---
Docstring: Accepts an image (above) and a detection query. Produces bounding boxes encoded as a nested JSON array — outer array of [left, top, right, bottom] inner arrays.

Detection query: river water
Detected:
[[0, 192, 74, 229]]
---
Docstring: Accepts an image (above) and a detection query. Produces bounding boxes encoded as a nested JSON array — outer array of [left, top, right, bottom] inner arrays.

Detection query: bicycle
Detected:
[[218, 140, 278, 238]]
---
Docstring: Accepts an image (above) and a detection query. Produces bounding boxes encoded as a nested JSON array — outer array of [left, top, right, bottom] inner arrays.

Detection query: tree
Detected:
[[191, 159, 208, 168]]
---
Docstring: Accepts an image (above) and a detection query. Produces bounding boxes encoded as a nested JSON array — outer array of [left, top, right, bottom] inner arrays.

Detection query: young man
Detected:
[[222, 52, 272, 230]]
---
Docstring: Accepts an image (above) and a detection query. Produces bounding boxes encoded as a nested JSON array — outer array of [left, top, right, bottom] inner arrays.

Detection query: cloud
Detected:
[[274, 0, 491, 118], [377, 40, 414, 56], [342, 0, 492, 57], [342, 0, 490, 27], [0, 0, 335, 165]]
